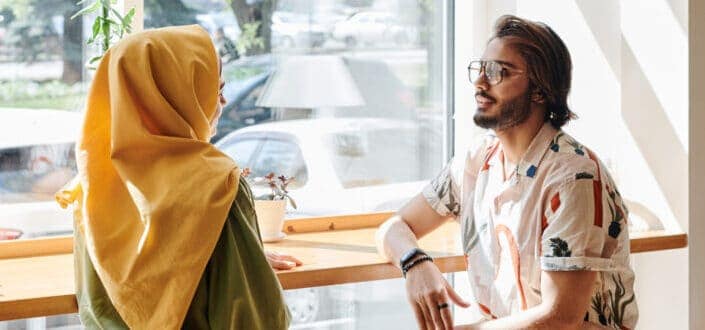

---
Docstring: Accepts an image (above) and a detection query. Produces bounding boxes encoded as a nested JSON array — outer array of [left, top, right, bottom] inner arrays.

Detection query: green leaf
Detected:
[[88, 55, 103, 64], [103, 18, 119, 26], [71, 0, 101, 19], [87, 17, 101, 44], [122, 8, 135, 29]]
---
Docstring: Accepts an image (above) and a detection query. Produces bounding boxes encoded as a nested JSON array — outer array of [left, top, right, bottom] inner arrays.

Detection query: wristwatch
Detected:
[[399, 247, 428, 268]]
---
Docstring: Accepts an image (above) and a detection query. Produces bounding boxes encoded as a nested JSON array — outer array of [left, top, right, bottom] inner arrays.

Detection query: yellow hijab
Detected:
[[57, 25, 240, 329]]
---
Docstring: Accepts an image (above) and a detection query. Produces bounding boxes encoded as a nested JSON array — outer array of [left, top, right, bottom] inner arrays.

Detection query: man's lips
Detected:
[[475, 94, 495, 108]]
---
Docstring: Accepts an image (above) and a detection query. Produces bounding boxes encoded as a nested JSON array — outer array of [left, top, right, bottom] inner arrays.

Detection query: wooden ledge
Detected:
[[0, 215, 687, 321]]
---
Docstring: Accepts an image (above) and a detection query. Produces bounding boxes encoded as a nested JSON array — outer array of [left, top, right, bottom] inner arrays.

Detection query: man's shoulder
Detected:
[[540, 132, 603, 184]]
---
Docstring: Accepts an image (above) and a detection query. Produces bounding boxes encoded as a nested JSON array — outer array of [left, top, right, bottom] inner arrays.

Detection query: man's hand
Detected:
[[265, 251, 302, 270], [406, 260, 470, 330]]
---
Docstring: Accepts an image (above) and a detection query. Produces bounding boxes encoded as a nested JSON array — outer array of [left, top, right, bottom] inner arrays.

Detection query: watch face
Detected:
[[400, 247, 422, 267]]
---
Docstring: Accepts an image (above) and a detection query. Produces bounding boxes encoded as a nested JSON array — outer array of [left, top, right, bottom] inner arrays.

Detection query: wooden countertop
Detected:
[[0, 213, 688, 321]]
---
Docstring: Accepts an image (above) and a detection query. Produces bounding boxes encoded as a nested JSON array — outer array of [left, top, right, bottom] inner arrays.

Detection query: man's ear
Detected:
[[531, 89, 545, 104]]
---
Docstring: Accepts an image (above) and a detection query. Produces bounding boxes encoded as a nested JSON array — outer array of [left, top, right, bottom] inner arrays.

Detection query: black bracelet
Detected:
[[400, 248, 429, 269], [402, 255, 433, 278]]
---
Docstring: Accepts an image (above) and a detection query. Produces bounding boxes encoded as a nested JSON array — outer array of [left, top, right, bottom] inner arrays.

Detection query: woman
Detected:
[[56, 25, 299, 329]]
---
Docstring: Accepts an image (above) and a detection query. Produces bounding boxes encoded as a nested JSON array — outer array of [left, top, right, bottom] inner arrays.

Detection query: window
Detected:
[[0, 2, 91, 241], [324, 120, 422, 188], [218, 137, 261, 165], [0, 0, 450, 240], [145, 0, 450, 219], [250, 138, 308, 188]]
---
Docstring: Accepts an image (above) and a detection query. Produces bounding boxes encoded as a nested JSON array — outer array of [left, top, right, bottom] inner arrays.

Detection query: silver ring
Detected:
[[437, 302, 449, 310]]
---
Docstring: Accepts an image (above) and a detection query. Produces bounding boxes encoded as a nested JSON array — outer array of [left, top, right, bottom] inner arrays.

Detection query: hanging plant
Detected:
[[71, 0, 135, 66]]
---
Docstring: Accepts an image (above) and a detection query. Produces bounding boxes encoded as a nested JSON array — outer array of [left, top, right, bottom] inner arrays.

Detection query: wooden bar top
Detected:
[[0, 214, 687, 321]]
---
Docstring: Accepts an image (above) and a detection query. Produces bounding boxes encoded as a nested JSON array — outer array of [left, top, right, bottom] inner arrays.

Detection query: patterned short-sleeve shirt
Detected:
[[422, 122, 638, 329]]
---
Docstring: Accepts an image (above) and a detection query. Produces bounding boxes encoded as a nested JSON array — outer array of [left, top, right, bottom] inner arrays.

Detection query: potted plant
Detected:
[[242, 168, 296, 242]]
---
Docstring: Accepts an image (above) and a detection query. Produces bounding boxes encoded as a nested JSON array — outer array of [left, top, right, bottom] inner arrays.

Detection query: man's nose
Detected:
[[474, 73, 490, 91]]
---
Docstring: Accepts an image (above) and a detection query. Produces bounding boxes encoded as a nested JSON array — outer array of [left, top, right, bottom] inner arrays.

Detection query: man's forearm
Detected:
[[375, 215, 421, 268]]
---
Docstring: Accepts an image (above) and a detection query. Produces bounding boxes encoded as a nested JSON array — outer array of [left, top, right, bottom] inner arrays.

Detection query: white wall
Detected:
[[453, 1, 691, 328]]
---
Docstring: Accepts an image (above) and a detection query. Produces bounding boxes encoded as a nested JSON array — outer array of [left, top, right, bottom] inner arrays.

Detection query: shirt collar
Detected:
[[488, 122, 560, 179]]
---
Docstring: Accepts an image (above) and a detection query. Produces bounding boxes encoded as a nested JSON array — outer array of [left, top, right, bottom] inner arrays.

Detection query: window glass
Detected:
[[146, 0, 448, 218], [324, 120, 420, 188], [1, 0, 448, 237], [0, 1, 91, 240], [218, 137, 262, 166], [250, 138, 307, 188]]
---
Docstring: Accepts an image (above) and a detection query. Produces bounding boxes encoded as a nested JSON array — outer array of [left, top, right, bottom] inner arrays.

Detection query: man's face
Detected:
[[473, 37, 533, 130]]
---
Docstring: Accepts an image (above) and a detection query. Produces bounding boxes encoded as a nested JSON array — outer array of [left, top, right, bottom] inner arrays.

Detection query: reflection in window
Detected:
[[219, 138, 261, 167], [325, 121, 420, 188], [0, 1, 90, 240], [250, 139, 307, 188], [2, 0, 448, 241]]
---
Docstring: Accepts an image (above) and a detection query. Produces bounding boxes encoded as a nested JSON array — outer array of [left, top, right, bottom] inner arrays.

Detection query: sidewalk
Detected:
[[0, 61, 62, 81]]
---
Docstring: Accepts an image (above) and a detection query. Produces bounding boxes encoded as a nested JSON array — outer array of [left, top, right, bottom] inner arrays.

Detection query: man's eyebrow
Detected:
[[482, 59, 519, 69]]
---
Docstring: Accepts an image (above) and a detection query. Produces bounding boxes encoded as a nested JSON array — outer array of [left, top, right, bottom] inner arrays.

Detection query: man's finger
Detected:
[[410, 302, 427, 330], [445, 280, 471, 308], [418, 300, 434, 330], [424, 295, 444, 330], [438, 290, 453, 330]]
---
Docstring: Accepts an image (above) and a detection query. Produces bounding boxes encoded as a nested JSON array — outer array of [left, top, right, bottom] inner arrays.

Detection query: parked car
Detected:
[[332, 11, 418, 48], [214, 55, 275, 142], [271, 11, 329, 49], [215, 117, 430, 217], [215, 117, 430, 327]]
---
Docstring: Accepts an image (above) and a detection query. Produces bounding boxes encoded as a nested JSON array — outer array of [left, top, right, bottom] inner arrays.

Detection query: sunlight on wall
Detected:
[[622, 0, 688, 150]]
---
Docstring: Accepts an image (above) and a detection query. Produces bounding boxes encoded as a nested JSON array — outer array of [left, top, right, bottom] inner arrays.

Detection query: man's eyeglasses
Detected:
[[467, 60, 524, 85]]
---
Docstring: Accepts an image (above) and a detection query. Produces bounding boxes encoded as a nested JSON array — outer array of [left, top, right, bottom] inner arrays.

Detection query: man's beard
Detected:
[[473, 89, 532, 130]]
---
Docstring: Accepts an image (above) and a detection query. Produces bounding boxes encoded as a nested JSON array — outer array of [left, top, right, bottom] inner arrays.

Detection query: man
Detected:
[[376, 15, 637, 329]]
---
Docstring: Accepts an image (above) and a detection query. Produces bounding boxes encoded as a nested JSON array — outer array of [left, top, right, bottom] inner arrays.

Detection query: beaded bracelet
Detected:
[[402, 255, 433, 278]]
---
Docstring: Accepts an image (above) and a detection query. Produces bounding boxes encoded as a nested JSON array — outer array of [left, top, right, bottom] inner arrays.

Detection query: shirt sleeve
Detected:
[[540, 176, 619, 272], [421, 155, 464, 218]]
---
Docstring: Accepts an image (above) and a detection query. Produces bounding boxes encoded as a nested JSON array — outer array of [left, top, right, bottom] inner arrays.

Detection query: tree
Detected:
[[4, 0, 83, 84], [62, 2, 82, 84], [228, 0, 276, 55], [143, 0, 198, 29]]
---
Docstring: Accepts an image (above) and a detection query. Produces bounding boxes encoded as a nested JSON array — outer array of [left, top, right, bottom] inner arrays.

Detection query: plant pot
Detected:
[[254, 199, 287, 243]]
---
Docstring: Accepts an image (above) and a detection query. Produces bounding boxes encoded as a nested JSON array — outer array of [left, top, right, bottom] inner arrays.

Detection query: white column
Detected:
[[689, 0, 705, 328]]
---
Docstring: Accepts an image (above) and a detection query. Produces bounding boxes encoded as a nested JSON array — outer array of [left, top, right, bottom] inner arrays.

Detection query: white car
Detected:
[[332, 11, 417, 48], [271, 11, 329, 49], [215, 117, 430, 218], [0, 109, 80, 240], [215, 117, 432, 327]]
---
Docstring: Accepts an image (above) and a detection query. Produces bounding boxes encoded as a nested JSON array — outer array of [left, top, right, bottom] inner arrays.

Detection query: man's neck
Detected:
[[494, 110, 546, 164]]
